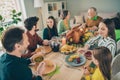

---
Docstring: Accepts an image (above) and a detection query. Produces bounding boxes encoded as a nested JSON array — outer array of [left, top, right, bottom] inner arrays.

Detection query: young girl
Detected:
[[84, 46, 112, 80], [43, 16, 58, 40]]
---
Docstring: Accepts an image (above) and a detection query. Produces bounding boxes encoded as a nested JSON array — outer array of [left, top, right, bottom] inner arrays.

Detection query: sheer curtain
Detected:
[[0, 0, 27, 28], [34, 0, 44, 31]]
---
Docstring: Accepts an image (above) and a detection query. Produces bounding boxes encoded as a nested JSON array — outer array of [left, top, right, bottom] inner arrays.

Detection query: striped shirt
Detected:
[[86, 35, 116, 57]]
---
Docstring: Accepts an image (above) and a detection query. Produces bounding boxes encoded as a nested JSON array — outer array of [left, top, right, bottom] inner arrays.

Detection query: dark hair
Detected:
[[102, 19, 116, 41], [58, 10, 63, 17], [47, 16, 58, 39], [1, 27, 24, 52], [93, 46, 112, 80], [89, 7, 97, 12], [63, 10, 69, 20], [24, 16, 39, 30], [89, 7, 97, 15]]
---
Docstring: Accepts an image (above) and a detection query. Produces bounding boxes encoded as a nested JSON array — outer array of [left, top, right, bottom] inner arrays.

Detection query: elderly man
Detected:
[[86, 7, 103, 31]]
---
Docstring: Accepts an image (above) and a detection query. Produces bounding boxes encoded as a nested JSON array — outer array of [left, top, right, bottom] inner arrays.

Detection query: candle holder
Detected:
[[62, 36, 66, 46]]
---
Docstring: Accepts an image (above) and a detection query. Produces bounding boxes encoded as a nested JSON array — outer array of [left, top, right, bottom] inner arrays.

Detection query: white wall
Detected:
[[24, 0, 120, 18], [66, 0, 120, 18], [24, 0, 65, 17]]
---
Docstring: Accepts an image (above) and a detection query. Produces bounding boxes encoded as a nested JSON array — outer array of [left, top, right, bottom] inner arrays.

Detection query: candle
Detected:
[[62, 37, 66, 45], [80, 28, 83, 32]]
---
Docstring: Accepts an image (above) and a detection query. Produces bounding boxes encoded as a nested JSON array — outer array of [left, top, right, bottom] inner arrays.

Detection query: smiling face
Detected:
[[98, 22, 108, 38], [47, 18, 54, 28], [88, 8, 96, 18], [35, 23, 39, 31]]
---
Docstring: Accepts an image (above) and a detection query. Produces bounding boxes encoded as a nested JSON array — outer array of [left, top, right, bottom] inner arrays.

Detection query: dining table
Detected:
[[30, 50, 92, 80]]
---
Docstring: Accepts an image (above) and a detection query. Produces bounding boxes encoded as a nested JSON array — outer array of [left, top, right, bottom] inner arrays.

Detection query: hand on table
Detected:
[[83, 66, 90, 75], [43, 40, 49, 46], [37, 62, 45, 76]]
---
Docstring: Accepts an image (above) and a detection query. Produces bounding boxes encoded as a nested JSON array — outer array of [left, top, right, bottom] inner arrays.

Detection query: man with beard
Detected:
[[22, 16, 49, 58], [0, 27, 44, 80]]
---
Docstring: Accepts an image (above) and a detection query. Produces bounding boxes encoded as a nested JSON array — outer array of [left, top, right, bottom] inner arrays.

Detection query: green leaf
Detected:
[[13, 20, 18, 24], [17, 18, 22, 21], [17, 12, 22, 16], [12, 10, 16, 13], [0, 27, 4, 31], [13, 14, 17, 17], [0, 15, 3, 20]]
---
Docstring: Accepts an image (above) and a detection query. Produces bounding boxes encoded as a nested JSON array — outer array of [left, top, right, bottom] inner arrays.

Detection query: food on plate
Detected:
[[35, 46, 52, 53], [68, 54, 79, 62], [76, 57, 81, 64], [35, 48, 41, 52], [82, 32, 93, 42], [44, 60, 54, 67], [34, 56, 44, 63], [60, 44, 77, 54], [68, 58, 73, 62]]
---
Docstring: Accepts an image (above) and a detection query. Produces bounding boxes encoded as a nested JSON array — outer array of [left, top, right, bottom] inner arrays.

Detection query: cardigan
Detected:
[[58, 20, 70, 35], [86, 35, 116, 57], [43, 27, 58, 40]]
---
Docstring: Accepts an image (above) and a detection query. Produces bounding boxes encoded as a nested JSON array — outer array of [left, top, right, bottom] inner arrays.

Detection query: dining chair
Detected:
[[111, 72, 120, 80], [111, 53, 120, 77], [117, 40, 120, 53]]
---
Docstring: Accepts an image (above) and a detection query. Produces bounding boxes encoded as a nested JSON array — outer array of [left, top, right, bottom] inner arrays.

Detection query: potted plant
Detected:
[[0, 9, 22, 37]]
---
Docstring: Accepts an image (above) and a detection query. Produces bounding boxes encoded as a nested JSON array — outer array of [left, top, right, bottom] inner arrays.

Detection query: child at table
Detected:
[[83, 46, 112, 80]]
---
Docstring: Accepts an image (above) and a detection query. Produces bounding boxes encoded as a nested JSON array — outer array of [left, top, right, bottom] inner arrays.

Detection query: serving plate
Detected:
[[65, 54, 86, 67], [42, 60, 56, 75], [35, 46, 52, 54]]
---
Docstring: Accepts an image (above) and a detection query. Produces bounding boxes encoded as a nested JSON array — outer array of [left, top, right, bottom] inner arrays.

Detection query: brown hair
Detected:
[[63, 10, 69, 20], [101, 19, 116, 41], [93, 46, 112, 80], [47, 16, 58, 39], [24, 16, 39, 30]]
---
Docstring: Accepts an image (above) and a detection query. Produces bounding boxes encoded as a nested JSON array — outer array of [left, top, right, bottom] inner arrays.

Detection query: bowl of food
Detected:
[[60, 44, 77, 55], [32, 54, 44, 63], [84, 51, 92, 60], [34, 56, 44, 63]]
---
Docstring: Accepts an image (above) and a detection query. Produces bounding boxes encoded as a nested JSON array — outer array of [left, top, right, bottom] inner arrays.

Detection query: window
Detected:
[[0, 0, 27, 26]]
